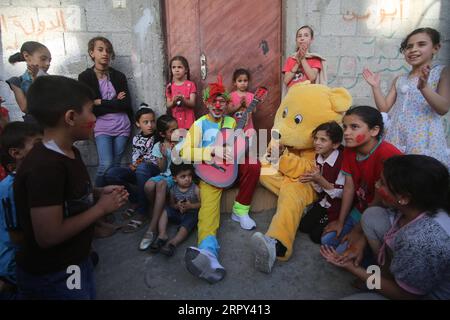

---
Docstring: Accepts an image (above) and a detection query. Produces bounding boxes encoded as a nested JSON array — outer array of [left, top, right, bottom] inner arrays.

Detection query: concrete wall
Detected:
[[1, 0, 449, 171], [285, 0, 450, 144], [0, 0, 166, 172]]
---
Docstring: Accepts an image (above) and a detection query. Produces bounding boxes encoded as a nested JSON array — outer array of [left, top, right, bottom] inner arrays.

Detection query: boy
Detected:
[[180, 75, 261, 284], [13, 76, 128, 300], [0, 122, 42, 299], [298, 121, 345, 243], [104, 104, 160, 231], [152, 163, 200, 257]]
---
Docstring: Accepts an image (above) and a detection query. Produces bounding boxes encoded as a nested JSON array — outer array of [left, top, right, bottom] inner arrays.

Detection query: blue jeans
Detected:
[[104, 162, 160, 214], [95, 135, 129, 187], [321, 210, 359, 254], [16, 258, 95, 300]]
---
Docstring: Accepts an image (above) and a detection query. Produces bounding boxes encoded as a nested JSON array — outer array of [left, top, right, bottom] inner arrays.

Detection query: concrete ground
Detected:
[[93, 208, 360, 300]]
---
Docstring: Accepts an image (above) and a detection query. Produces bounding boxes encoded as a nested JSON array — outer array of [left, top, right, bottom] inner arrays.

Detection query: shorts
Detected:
[[165, 205, 199, 233], [149, 175, 175, 189]]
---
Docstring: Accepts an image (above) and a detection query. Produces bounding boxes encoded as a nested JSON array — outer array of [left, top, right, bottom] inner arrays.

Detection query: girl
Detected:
[[138, 115, 178, 251], [363, 27, 450, 168], [321, 106, 402, 253], [7, 41, 52, 121], [282, 25, 327, 88], [78, 37, 133, 188], [166, 56, 197, 130], [299, 121, 345, 244], [321, 154, 450, 300], [228, 68, 256, 133]]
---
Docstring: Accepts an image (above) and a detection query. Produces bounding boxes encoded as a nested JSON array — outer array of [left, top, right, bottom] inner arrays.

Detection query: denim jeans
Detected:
[[94, 134, 129, 187], [16, 258, 95, 300], [135, 162, 160, 214], [321, 210, 359, 254], [104, 162, 160, 214]]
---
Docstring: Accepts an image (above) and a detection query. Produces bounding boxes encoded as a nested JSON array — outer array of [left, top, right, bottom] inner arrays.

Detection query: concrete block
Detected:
[[64, 31, 111, 57], [437, 40, 449, 61], [420, 0, 441, 20], [341, 36, 375, 57], [307, 0, 340, 14], [0, 7, 39, 53], [10, 0, 60, 7], [340, 0, 371, 15], [74, 140, 98, 167], [53, 55, 87, 76], [0, 1, 11, 6], [111, 32, 133, 56], [85, 0, 131, 32], [375, 38, 402, 59], [337, 56, 358, 77], [321, 14, 357, 36], [325, 56, 339, 76], [388, 59, 410, 75], [302, 12, 321, 36], [312, 36, 340, 57]]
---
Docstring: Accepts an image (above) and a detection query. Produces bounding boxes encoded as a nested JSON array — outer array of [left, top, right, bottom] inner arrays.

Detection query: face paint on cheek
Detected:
[[356, 134, 366, 143], [81, 121, 96, 129]]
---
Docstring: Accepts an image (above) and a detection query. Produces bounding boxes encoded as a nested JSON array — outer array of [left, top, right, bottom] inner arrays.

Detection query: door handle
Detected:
[[200, 53, 207, 80]]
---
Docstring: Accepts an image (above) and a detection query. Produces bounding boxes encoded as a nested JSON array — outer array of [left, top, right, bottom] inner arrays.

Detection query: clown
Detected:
[[180, 75, 261, 283]]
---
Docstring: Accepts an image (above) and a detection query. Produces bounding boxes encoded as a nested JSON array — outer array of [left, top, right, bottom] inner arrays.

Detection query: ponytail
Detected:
[[8, 52, 25, 64], [8, 41, 47, 65]]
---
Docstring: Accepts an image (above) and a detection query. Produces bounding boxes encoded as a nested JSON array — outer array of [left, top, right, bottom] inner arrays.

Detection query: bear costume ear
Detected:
[[329, 87, 352, 113]]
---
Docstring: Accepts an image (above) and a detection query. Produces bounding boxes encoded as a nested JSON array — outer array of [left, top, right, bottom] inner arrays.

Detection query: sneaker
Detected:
[[251, 232, 276, 274], [185, 247, 226, 284], [139, 230, 156, 251], [231, 213, 256, 230]]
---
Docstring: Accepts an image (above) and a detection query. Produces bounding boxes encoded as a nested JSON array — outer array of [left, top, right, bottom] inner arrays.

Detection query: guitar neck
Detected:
[[235, 98, 260, 129]]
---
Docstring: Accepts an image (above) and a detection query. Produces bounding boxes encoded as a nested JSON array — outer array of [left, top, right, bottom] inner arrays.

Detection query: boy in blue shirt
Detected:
[[0, 122, 42, 299]]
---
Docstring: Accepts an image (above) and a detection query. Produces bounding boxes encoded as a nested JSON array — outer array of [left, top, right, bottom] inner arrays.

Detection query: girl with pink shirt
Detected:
[[165, 56, 197, 130], [228, 68, 256, 133]]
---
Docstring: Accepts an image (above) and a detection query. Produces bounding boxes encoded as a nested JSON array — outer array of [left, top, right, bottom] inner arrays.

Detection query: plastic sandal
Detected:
[[149, 238, 167, 253], [160, 243, 176, 257], [122, 208, 137, 220], [122, 217, 146, 233]]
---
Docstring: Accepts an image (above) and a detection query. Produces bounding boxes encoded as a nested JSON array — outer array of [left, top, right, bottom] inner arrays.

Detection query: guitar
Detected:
[[194, 87, 268, 188]]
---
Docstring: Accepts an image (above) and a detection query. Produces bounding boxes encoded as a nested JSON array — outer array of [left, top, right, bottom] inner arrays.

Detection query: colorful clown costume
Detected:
[[180, 112, 261, 283]]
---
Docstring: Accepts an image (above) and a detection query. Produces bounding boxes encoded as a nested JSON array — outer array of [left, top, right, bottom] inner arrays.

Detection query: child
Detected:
[[363, 27, 450, 168], [138, 115, 178, 250], [155, 163, 200, 257], [166, 56, 197, 130], [13, 75, 128, 300], [0, 122, 42, 299], [180, 75, 261, 284], [282, 25, 327, 88], [322, 154, 450, 300], [7, 41, 51, 122], [0, 97, 9, 182], [78, 36, 133, 187], [104, 105, 160, 224], [321, 106, 402, 254], [228, 68, 257, 139], [298, 121, 345, 244]]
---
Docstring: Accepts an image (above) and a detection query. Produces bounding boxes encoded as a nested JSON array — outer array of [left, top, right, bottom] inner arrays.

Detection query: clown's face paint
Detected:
[[207, 96, 227, 119]]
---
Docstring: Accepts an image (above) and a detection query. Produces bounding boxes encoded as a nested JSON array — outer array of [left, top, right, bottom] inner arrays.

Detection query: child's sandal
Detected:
[[149, 238, 167, 253], [122, 208, 137, 220], [160, 243, 176, 257]]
